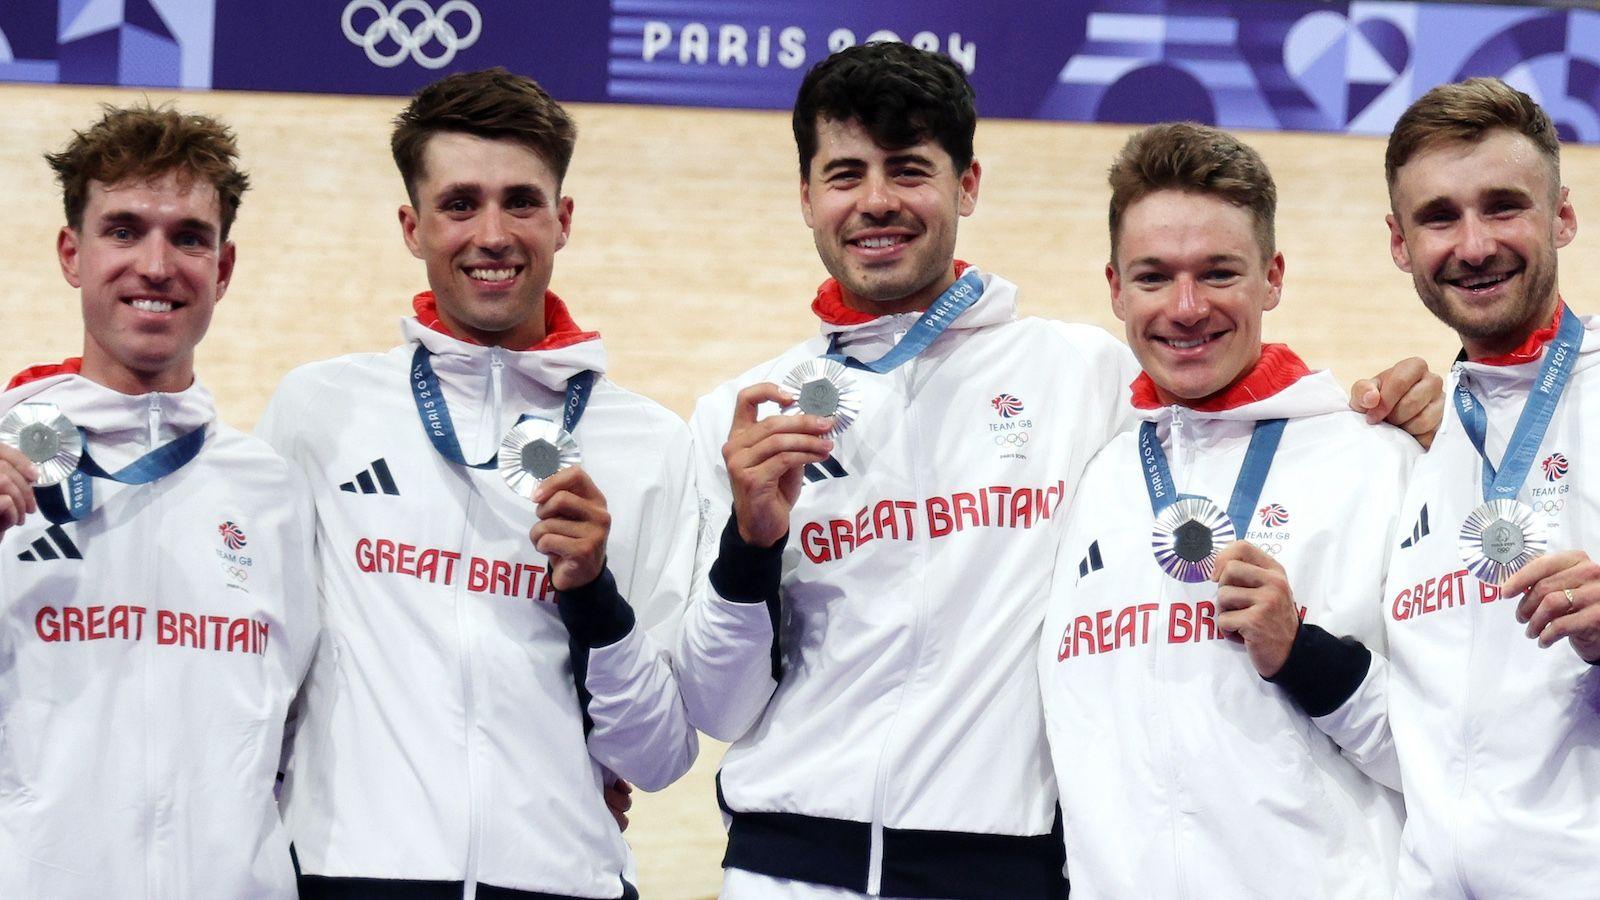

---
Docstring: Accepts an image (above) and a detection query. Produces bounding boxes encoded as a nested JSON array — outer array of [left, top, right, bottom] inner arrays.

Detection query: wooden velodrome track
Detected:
[[5, 81, 1599, 897]]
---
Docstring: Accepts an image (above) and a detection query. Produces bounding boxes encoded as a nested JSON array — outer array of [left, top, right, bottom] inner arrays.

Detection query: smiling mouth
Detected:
[[125, 297, 180, 313], [1445, 270, 1516, 294], [1155, 330, 1229, 350], [465, 266, 520, 282], [848, 233, 916, 253]]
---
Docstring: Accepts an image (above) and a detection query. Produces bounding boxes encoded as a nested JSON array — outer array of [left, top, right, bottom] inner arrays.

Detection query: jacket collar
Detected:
[[404, 291, 607, 391], [813, 262, 1018, 343], [1, 371, 216, 467], [1131, 344, 1347, 423]]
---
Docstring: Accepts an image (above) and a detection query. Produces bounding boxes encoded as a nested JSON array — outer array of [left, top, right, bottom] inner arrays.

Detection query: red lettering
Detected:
[[872, 500, 898, 542], [895, 501, 918, 540], [158, 609, 177, 644], [491, 559, 513, 596], [1196, 600, 1218, 641], [375, 539, 396, 572], [927, 497, 953, 538], [1073, 615, 1097, 657], [35, 607, 59, 642], [180, 613, 199, 648], [228, 617, 251, 652], [86, 605, 106, 641], [829, 519, 855, 558], [1015, 488, 1035, 529], [396, 543, 417, 577], [62, 606, 85, 642], [953, 493, 980, 531], [1169, 603, 1191, 643], [468, 556, 489, 592], [355, 538, 375, 572], [1094, 608, 1113, 653], [800, 521, 832, 563], [439, 550, 461, 583], [855, 506, 874, 548]]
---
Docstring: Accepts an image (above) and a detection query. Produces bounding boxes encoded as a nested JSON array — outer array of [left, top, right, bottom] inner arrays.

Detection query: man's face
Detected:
[[800, 117, 979, 315], [1387, 129, 1576, 357], [58, 170, 234, 394], [400, 132, 573, 348], [1109, 190, 1283, 405]]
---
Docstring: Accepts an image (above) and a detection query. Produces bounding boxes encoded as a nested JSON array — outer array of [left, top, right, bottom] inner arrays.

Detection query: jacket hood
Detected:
[[811, 262, 1018, 340], [403, 290, 607, 391], [1132, 344, 1349, 424]]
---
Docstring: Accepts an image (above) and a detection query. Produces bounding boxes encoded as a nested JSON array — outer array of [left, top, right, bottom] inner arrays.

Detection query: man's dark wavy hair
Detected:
[[792, 42, 977, 178]]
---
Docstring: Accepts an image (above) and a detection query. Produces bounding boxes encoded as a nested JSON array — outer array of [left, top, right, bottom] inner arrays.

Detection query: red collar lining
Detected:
[[412, 292, 599, 351], [1131, 344, 1311, 411], [811, 260, 973, 327], [7, 357, 83, 390], [1472, 303, 1565, 367]]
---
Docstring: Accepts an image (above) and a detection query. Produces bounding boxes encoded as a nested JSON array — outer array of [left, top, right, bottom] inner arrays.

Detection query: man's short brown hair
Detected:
[[1385, 77, 1560, 200], [45, 104, 250, 240], [391, 67, 577, 203], [1107, 122, 1276, 266]]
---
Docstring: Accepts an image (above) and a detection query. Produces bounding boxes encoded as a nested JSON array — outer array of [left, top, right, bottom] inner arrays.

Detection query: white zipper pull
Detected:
[[147, 395, 161, 449], [489, 348, 505, 436]]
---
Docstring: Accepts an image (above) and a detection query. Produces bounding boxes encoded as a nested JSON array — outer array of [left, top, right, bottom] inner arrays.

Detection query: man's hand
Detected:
[[1213, 541, 1301, 677], [1501, 551, 1600, 663], [604, 778, 633, 831], [723, 383, 834, 548], [530, 466, 610, 591], [1350, 357, 1444, 449], [0, 445, 38, 541]]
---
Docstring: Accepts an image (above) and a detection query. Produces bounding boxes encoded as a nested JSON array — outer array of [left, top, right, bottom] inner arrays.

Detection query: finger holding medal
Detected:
[[1349, 356, 1445, 448], [0, 443, 40, 538], [1212, 540, 1301, 677], [723, 382, 835, 548], [1500, 550, 1600, 662], [529, 466, 612, 591]]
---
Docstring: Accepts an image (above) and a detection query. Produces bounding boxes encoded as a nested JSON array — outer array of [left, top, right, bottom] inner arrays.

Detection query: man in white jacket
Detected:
[[0, 106, 318, 897], [1037, 122, 1413, 899], [679, 42, 1139, 900], [1269, 77, 1600, 899], [259, 69, 697, 899]]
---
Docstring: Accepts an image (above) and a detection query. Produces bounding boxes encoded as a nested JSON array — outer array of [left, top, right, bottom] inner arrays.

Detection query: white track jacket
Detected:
[[1319, 310, 1600, 899], [0, 369, 318, 899], [679, 268, 1137, 899], [258, 294, 698, 899], [1038, 347, 1414, 899]]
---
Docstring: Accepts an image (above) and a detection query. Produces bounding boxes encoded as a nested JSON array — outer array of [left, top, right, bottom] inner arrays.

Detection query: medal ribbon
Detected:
[[1453, 304, 1582, 503], [823, 269, 985, 372], [38, 425, 207, 524], [1138, 417, 1287, 535], [410, 345, 595, 469]]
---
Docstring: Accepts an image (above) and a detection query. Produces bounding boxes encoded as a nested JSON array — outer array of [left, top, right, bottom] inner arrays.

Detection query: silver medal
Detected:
[[1151, 497, 1235, 583], [1459, 499, 1546, 584], [782, 359, 861, 438], [498, 417, 580, 499], [0, 402, 82, 486]]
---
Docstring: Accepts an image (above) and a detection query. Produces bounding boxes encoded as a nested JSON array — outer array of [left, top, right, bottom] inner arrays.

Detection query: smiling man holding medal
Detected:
[[256, 69, 697, 899], [1035, 123, 1415, 898], [677, 43, 1139, 899], [1255, 78, 1600, 899], [0, 106, 318, 896]]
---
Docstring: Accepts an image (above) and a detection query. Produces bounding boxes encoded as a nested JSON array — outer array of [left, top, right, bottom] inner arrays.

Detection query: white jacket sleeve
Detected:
[[673, 390, 784, 742], [564, 415, 699, 792]]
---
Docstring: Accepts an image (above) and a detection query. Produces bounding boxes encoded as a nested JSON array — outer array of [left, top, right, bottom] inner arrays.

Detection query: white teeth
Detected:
[[130, 299, 174, 313], [856, 236, 905, 249], [1167, 337, 1207, 349], [467, 267, 516, 281]]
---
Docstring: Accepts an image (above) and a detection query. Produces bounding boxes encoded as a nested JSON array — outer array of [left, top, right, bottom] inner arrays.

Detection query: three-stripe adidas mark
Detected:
[[1400, 504, 1430, 549], [803, 456, 849, 483], [1078, 540, 1104, 578], [341, 459, 400, 495], [17, 525, 82, 561]]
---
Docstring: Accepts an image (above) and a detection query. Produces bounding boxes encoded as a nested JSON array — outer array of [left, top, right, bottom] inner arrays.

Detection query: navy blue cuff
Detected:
[[556, 566, 636, 649], [1265, 623, 1372, 718], [709, 511, 786, 605]]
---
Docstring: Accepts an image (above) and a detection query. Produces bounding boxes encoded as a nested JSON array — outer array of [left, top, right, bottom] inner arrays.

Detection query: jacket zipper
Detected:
[[1161, 407, 1188, 898], [459, 350, 502, 898], [867, 324, 919, 895], [144, 394, 162, 899]]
